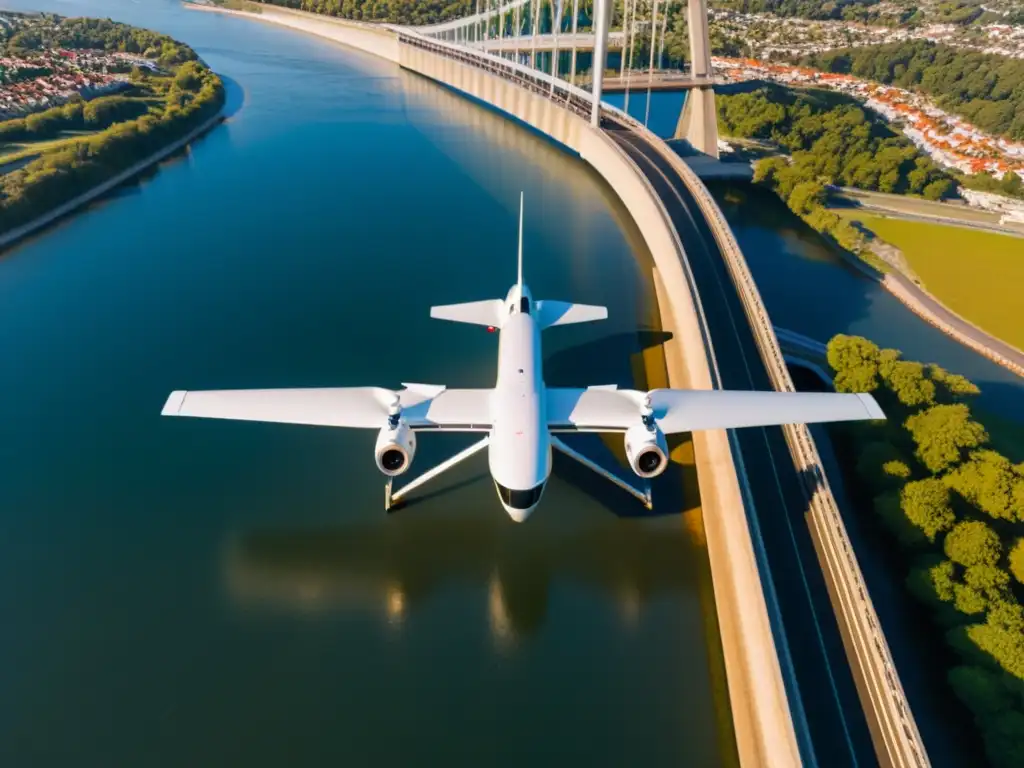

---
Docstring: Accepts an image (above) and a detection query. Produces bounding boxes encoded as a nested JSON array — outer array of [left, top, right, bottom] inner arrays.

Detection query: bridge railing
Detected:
[[632, 128, 929, 768]]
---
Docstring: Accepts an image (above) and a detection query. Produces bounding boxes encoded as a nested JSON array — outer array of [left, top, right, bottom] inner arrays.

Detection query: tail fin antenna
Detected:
[[517, 190, 524, 290]]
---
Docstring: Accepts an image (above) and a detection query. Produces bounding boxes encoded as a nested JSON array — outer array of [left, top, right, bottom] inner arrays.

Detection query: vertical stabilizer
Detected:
[[517, 191, 524, 290]]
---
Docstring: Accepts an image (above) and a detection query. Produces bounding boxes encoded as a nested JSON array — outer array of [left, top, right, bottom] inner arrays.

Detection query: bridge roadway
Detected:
[[604, 123, 876, 766]]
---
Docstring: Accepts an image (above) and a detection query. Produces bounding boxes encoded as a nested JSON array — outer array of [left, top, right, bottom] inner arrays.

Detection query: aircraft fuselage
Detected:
[[488, 285, 550, 520]]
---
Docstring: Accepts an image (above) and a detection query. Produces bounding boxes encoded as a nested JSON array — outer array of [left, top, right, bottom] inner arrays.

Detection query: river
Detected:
[[2, 4, 1020, 766], [0, 2, 731, 766]]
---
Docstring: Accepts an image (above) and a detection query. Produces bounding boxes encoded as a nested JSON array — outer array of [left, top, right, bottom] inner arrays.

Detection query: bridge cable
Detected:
[[550, 0, 565, 93], [514, 0, 521, 63], [569, 0, 580, 87], [644, 0, 659, 128], [530, 0, 540, 70], [623, 0, 635, 114], [658, 3, 667, 70]]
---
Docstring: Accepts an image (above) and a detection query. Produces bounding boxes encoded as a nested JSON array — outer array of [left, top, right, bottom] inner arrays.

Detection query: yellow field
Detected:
[[839, 211, 1024, 350]]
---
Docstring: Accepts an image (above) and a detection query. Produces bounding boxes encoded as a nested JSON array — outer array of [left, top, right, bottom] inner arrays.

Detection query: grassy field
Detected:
[[838, 211, 1024, 350], [0, 131, 99, 166]]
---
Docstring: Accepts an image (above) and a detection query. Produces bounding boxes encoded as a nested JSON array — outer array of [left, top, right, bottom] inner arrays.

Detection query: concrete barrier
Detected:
[[639, 132, 930, 768]]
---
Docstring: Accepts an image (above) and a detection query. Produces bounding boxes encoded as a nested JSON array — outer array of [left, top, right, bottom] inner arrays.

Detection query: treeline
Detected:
[[962, 171, 1024, 201], [257, 0, 476, 25], [715, 0, 884, 22], [827, 334, 1024, 768], [0, 61, 224, 234], [717, 84, 954, 251], [4, 15, 198, 67], [805, 40, 1024, 141], [0, 94, 149, 142]]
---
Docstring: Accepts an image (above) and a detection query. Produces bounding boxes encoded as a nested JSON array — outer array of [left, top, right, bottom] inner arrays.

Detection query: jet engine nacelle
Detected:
[[624, 423, 669, 479], [375, 421, 416, 476]]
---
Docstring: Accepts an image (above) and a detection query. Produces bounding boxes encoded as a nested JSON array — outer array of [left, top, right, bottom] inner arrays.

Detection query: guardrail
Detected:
[[639, 129, 930, 768], [395, 28, 927, 766]]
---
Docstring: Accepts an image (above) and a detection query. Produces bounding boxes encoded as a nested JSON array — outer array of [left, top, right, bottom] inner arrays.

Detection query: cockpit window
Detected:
[[495, 481, 544, 509], [520, 296, 530, 314]]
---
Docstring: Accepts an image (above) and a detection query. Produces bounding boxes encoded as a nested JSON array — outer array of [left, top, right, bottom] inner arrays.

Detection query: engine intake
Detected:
[[375, 421, 416, 477], [624, 423, 668, 479]]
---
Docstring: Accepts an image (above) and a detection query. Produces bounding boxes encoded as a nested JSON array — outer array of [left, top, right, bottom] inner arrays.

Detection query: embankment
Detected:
[[829, 244, 1024, 380], [0, 111, 225, 252]]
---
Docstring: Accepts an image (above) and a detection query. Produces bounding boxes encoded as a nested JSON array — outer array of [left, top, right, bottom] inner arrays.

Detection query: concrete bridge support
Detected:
[[673, 0, 718, 157]]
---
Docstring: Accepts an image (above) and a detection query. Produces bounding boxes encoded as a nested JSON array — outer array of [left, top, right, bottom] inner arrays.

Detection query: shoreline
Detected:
[[827, 237, 1024, 380], [0, 110, 225, 252]]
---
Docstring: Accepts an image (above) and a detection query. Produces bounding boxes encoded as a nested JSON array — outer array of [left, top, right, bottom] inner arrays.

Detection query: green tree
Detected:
[[1009, 538, 1024, 586], [905, 404, 988, 474], [787, 180, 826, 215], [901, 478, 956, 543], [928, 364, 980, 402], [881, 360, 936, 408], [922, 178, 954, 200], [906, 555, 956, 605], [945, 450, 1024, 523], [826, 334, 881, 392], [944, 520, 1002, 568]]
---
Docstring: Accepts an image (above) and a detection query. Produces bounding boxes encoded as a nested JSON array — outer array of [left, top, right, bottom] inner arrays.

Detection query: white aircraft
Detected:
[[162, 193, 884, 521]]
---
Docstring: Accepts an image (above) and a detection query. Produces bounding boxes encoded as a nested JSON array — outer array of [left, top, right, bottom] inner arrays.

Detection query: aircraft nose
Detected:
[[502, 503, 537, 523], [494, 480, 545, 522]]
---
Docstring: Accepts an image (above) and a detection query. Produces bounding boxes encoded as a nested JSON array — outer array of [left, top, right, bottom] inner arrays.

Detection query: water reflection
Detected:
[[224, 514, 698, 645]]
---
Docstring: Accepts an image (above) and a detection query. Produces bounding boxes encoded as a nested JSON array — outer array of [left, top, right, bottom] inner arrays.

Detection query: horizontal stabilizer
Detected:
[[535, 300, 607, 329], [430, 299, 504, 327]]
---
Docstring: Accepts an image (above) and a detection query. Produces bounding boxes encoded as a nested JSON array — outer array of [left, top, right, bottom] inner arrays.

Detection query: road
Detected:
[[831, 188, 1024, 239], [884, 268, 1024, 375], [605, 122, 877, 768]]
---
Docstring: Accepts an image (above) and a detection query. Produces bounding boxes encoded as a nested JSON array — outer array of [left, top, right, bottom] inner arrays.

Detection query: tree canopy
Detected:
[[828, 333, 1024, 768]]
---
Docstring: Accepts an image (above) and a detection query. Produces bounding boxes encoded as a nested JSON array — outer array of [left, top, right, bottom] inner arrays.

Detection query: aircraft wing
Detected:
[[163, 386, 493, 431], [547, 387, 883, 434]]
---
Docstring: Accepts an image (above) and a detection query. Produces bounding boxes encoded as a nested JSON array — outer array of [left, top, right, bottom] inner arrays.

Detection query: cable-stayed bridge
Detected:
[[204, 3, 931, 766]]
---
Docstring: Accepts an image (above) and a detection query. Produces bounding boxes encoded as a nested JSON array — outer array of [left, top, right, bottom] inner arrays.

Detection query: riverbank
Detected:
[[185, 2, 400, 61], [830, 188, 1024, 239], [819, 218, 1024, 380], [0, 110, 224, 252]]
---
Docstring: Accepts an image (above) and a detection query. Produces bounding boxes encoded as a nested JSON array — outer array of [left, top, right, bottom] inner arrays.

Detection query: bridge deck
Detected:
[[604, 124, 877, 767]]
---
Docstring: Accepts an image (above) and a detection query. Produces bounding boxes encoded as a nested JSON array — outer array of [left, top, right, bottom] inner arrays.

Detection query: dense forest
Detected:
[[806, 40, 1024, 141], [717, 84, 954, 250], [827, 335, 1024, 768], [257, 0, 476, 25], [0, 17, 224, 235], [715, 0, 882, 22]]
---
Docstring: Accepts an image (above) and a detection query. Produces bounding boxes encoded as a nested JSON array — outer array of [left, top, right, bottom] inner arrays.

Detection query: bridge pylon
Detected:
[[590, 0, 612, 127], [672, 0, 718, 157]]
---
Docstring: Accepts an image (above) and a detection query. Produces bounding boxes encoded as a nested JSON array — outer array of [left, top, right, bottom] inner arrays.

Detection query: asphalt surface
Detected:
[[605, 124, 877, 768]]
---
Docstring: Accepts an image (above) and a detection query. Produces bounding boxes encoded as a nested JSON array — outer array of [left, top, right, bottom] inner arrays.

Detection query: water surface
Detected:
[[0, 2, 730, 765]]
